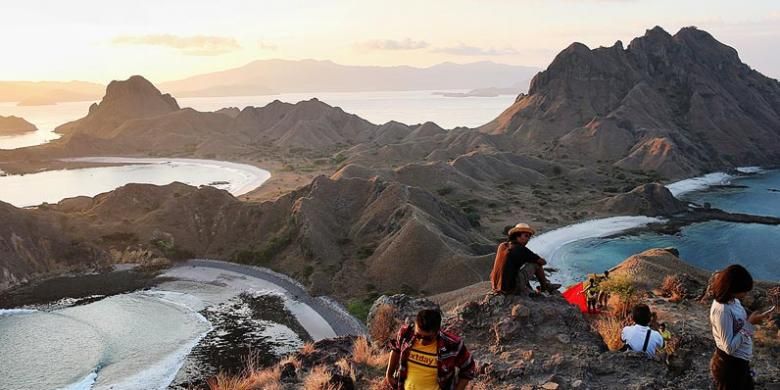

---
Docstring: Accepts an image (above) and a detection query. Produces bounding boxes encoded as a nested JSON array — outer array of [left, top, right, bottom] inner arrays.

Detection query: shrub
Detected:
[[600, 274, 640, 320], [356, 244, 376, 259], [347, 298, 373, 323], [465, 212, 481, 227], [352, 336, 390, 368], [600, 274, 636, 300], [368, 304, 399, 348], [436, 187, 454, 196], [661, 274, 687, 302], [233, 226, 294, 265]]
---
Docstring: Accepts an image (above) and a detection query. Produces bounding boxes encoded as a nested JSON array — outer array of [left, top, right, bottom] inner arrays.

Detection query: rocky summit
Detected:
[[481, 26, 780, 180]]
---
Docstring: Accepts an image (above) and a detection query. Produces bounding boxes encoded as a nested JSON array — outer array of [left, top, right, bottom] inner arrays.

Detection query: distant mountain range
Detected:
[[0, 60, 539, 105], [158, 59, 539, 97], [0, 81, 104, 106]]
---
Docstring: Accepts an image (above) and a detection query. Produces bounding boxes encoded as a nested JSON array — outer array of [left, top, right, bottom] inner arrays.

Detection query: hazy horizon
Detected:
[[1, 0, 778, 83]]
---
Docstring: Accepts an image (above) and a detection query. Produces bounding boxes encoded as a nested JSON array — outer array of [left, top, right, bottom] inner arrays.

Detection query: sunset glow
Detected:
[[1, 0, 778, 83]]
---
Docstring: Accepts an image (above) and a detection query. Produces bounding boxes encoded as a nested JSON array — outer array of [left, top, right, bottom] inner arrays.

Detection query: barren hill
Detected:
[[481, 26, 780, 179], [55, 75, 180, 137], [0, 176, 494, 298], [0, 115, 36, 135]]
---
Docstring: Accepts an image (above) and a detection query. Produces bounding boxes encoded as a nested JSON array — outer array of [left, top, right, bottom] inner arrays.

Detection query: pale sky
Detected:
[[2, 0, 779, 83]]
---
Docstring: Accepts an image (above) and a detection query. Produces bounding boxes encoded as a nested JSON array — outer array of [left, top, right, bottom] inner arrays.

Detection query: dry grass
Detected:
[[352, 336, 391, 368], [368, 304, 399, 348], [595, 316, 625, 351], [605, 292, 641, 322], [243, 367, 283, 390], [300, 341, 316, 355], [207, 362, 282, 390], [468, 379, 493, 390], [302, 365, 340, 390], [661, 274, 690, 302], [278, 355, 299, 368], [365, 377, 391, 390]]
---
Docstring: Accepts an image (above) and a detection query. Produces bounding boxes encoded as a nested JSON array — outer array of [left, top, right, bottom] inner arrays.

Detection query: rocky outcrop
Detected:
[[55, 75, 179, 137], [598, 183, 688, 216], [233, 98, 378, 148], [0, 115, 36, 135], [367, 294, 440, 332], [481, 26, 780, 179]]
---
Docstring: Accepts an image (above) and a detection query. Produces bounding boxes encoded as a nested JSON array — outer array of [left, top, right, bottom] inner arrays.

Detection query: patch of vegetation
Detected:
[[331, 152, 347, 165], [347, 297, 376, 323], [232, 224, 295, 266], [100, 232, 139, 243], [356, 244, 377, 259], [150, 238, 194, 261], [436, 186, 454, 196], [465, 211, 481, 227]]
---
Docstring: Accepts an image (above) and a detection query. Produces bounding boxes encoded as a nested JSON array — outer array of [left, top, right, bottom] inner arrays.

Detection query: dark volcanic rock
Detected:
[[481, 26, 780, 179]]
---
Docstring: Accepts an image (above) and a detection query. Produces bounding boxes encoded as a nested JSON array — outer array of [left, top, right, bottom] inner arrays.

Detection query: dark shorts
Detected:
[[710, 348, 753, 390]]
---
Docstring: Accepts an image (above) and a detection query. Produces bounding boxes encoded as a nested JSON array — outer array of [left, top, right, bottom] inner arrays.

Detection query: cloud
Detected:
[[112, 34, 240, 56], [354, 38, 430, 51], [432, 44, 519, 56]]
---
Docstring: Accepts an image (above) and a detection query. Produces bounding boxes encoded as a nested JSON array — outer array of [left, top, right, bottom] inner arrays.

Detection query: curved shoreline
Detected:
[[61, 157, 271, 196], [170, 259, 366, 338], [536, 167, 774, 285]]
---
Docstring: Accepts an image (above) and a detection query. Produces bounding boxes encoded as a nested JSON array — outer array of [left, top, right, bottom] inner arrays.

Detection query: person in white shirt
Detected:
[[709, 264, 771, 390], [621, 303, 664, 358]]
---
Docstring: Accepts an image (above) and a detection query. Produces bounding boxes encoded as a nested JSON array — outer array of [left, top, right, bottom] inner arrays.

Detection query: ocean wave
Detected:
[[736, 166, 763, 174], [101, 292, 213, 390], [0, 308, 37, 316], [666, 166, 767, 197], [666, 172, 733, 197], [59, 370, 98, 390]]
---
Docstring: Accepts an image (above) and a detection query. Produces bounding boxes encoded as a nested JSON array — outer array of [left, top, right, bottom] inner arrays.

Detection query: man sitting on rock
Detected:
[[384, 309, 475, 390], [621, 304, 665, 358], [490, 223, 561, 296]]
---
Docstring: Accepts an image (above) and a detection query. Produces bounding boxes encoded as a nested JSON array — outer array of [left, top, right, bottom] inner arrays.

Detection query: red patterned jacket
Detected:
[[388, 324, 476, 390]]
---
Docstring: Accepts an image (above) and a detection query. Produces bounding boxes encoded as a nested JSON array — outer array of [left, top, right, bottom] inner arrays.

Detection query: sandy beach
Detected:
[[162, 259, 366, 338]]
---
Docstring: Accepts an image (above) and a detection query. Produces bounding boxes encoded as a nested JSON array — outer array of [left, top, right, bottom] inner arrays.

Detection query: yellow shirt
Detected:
[[404, 339, 439, 390]]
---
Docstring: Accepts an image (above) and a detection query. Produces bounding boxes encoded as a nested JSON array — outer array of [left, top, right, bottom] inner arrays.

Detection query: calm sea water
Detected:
[[0, 90, 514, 149], [0, 291, 212, 390], [550, 170, 780, 282], [0, 263, 334, 390], [0, 158, 270, 208]]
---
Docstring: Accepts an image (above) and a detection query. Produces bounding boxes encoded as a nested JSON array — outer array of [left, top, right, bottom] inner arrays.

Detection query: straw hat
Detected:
[[508, 223, 536, 237]]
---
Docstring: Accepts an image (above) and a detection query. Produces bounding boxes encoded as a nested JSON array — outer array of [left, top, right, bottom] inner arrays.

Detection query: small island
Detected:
[[433, 86, 518, 97], [0, 115, 37, 135]]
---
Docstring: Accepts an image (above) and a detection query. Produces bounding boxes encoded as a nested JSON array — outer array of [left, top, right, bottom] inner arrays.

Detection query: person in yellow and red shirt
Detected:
[[384, 309, 475, 390]]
